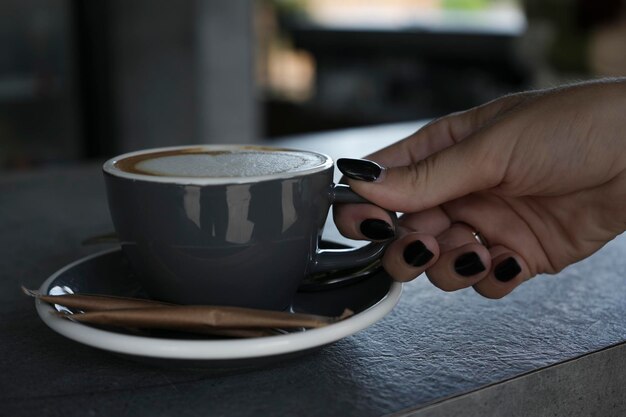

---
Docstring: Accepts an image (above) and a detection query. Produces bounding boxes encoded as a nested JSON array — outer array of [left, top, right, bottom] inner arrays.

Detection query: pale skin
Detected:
[[334, 78, 626, 299]]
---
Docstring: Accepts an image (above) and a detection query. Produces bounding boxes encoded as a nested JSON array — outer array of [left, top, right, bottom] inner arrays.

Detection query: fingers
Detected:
[[473, 246, 528, 299], [381, 223, 491, 289], [333, 132, 508, 241], [381, 224, 530, 298], [381, 232, 439, 282], [332, 203, 395, 241], [332, 93, 537, 296], [361, 92, 530, 169], [424, 223, 491, 291], [342, 133, 509, 213], [333, 94, 529, 235], [335, 93, 535, 214]]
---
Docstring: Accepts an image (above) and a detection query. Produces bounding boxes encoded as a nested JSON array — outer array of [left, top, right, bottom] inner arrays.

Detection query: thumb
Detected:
[[338, 133, 509, 213]]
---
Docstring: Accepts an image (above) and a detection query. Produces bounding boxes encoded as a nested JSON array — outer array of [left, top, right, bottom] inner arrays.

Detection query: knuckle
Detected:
[[405, 157, 433, 192]]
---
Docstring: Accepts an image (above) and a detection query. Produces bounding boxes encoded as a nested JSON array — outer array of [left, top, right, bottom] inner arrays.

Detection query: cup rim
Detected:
[[102, 144, 334, 185]]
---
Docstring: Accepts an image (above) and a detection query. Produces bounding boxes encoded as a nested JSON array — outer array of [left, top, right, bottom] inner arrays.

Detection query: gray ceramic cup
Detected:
[[103, 145, 394, 310]]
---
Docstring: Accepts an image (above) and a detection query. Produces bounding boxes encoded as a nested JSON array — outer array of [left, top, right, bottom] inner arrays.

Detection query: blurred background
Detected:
[[1, 0, 625, 171]]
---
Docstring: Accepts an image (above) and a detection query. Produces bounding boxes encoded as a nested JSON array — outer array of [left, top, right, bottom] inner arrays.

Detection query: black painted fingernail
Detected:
[[454, 252, 486, 277], [494, 257, 522, 282], [403, 240, 434, 267], [360, 219, 394, 240], [337, 158, 383, 182]]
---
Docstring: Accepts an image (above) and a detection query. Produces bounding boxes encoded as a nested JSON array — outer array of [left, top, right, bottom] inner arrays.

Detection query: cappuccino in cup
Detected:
[[103, 145, 393, 310], [113, 147, 328, 179]]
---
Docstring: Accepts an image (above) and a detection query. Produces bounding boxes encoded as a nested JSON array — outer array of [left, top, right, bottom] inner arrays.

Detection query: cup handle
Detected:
[[309, 184, 398, 274]]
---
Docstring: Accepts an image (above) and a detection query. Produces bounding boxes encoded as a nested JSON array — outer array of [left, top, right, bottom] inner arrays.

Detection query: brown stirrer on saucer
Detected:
[[23, 287, 353, 338]]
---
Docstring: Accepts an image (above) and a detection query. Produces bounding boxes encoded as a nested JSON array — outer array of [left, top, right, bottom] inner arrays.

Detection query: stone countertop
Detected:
[[1, 121, 624, 416]]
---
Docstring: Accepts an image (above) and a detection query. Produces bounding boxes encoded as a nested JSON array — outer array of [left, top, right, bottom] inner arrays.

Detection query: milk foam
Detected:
[[134, 151, 326, 178]]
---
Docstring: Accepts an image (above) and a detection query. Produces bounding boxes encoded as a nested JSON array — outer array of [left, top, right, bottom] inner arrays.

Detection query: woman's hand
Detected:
[[334, 79, 626, 298]]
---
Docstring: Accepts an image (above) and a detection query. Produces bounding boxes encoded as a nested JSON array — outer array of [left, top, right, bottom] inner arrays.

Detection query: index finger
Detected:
[[362, 92, 529, 168], [333, 92, 529, 241]]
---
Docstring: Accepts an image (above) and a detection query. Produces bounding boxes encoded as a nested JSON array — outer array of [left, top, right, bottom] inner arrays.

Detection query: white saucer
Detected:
[[36, 247, 402, 366]]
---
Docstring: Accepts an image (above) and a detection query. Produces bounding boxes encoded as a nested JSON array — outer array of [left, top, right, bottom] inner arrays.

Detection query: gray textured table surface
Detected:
[[1, 122, 625, 416]]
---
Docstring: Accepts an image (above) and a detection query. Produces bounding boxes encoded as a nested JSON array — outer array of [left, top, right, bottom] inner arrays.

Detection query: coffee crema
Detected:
[[114, 148, 327, 178]]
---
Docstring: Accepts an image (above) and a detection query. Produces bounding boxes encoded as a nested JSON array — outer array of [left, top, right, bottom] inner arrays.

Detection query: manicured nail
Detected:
[[360, 219, 394, 240], [494, 257, 521, 282], [454, 252, 486, 277], [337, 158, 383, 182], [403, 240, 434, 267]]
